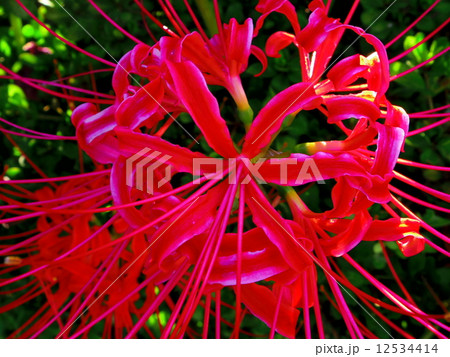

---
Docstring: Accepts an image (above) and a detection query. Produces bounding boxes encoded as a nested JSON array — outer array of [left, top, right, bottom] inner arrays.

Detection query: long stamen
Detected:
[[389, 19, 450, 63], [391, 47, 449, 81], [396, 158, 450, 171], [0, 196, 112, 259], [343, 254, 448, 338], [407, 117, 449, 136], [163, 0, 190, 34], [389, 185, 450, 214], [87, 0, 145, 44], [202, 293, 212, 338], [183, 0, 209, 40], [393, 171, 450, 202], [343, 0, 360, 25], [67, 273, 157, 338], [133, 0, 179, 37], [389, 196, 450, 244], [385, 0, 441, 48], [15, 0, 115, 67], [0, 188, 110, 225], [0, 117, 77, 140], [33, 241, 126, 338], [1, 126, 55, 185], [0, 75, 115, 99], [269, 287, 284, 338], [232, 183, 245, 338], [157, 0, 186, 36], [124, 260, 189, 338], [168, 177, 240, 338], [380, 242, 416, 305], [303, 271, 311, 338], [215, 290, 222, 339], [0, 63, 114, 104]]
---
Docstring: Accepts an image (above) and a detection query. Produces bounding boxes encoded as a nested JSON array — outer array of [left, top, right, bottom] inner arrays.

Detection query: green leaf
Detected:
[[21, 23, 35, 38], [5, 167, 21, 178], [0, 39, 12, 57], [404, 33, 427, 65], [18, 52, 39, 65], [4, 84, 29, 109]]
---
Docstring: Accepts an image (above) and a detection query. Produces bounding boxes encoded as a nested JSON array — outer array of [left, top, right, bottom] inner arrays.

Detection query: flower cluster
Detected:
[[1, 0, 449, 339]]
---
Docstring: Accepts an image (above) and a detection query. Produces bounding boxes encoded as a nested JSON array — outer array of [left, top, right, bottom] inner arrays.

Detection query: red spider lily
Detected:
[[0, 0, 449, 339]]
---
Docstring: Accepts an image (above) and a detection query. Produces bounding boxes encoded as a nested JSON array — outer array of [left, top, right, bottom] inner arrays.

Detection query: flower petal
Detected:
[[209, 229, 289, 286], [325, 95, 380, 123], [72, 103, 119, 163], [371, 123, 405, 177], [115, 127, 207, 174], [115, 77, 164, 130], [296, 7, 339, 53], [149, 182, 228, 271], [111, 157, 151, 228], [363, 218, 421, 241], [240, 283, 300, 338], [265, 31, 296, 58], [167, 61, 238, 158], [319, 210, 371, 257], [250, 45, 268, 76], [255, 0, 301, 37], [247, 181, 313, 273], [336, 24, 390, 101], [327, 54, 369, 90], [222, 18, 253, 76], [180, 32, 225, 84], [397, 235, 425, 257], [243, 82, 321, 158]]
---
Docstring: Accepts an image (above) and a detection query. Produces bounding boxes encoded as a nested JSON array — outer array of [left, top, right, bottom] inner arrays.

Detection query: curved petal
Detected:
[[327, 54, 369, 90], [240, 283, 300, 338], [112, 51, 132, 100], [72, 103, 119, 164], [167, 61, 238, 158], [371, 123, 405, 177], [250, 45, 268, 76], [265, 31, 296, 58], [130, 43, 153, 76], [363, 218, 421, 242], [222, 18, 253, 76], [255, 0, 301, 37], [180, 32, 225, 83], [325, 95, 380, 123], [296, 7, 339, 53], [319, 210, 371, 256], [115, 77, 164, 130], [386, 103, 409, 151], [397, 235, 425, 257], [111, 157, 150, 228], [209, 229, 289, 286], [336, 24, 390, 101]]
